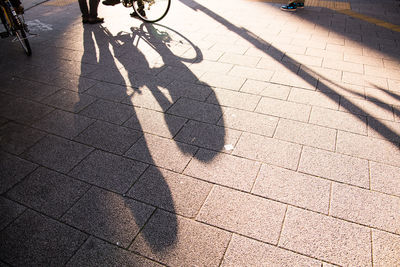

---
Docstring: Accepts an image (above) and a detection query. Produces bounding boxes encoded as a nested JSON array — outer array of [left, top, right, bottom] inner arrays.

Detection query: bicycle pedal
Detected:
[[0, 32, 9, 38]]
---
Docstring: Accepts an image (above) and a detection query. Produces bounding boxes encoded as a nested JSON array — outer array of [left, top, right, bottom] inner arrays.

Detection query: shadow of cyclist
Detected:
[[77, 21, 225, 254]]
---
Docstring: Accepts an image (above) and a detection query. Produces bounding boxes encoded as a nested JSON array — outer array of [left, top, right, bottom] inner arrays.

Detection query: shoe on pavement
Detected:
[[296, 2, 304, 8], [102, 0, 120, 5], [88, 17, 104, 24], [280, 2, 298, 11]]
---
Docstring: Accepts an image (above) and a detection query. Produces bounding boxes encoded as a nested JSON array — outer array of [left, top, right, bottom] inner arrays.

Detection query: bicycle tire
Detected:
[[15, 26, 31, 56], [133, 0, 170, 23]]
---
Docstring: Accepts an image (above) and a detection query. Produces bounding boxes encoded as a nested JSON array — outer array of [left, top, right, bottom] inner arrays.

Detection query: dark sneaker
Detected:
[[82, 16, 89, 23], [88, 17, 104, 24], [102, 0, 120, 5], [296, 2, 305, 8], [280, 2, 297, 11]]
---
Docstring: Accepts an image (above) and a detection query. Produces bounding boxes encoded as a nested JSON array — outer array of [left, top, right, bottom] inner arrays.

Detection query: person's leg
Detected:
[[78, 0, 90, 22], [88, 0, 104, 23]]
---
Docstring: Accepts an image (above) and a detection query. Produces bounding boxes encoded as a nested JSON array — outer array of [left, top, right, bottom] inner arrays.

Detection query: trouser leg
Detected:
[[78, 0, 89, 18], [89, 0, 100, 18]]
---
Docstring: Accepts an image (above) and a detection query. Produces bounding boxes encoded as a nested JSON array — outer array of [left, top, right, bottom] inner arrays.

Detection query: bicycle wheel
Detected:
[[14, 26, 31, 56], [133, 0, 170, 23]]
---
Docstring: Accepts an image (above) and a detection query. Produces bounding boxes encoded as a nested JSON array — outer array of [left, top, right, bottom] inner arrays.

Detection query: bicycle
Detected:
[[122, 0, 171, 23], [0, 0, 31, 56]]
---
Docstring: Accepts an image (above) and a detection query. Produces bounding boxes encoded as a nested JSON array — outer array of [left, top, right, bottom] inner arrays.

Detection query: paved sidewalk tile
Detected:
[[218, 53, 260, 67], [69, 150, 148, 194], [229, 66, 274, 81], [339, 97, 395, 121], [0, 197, 25, 231], [270, 71, 318, 90], [123, 107, 186, 139], [0, 210, 87, 266], [274, 119, 337, 151], [80, 99, 135, 125], [323, 58, 364, 74], [184, 148, 261, 192], [174, 120, 241, 153], [167, 98, 223, 124], [240, 80, 291, 100], [7, 167, 90, 218], [51, 73, 97, 93], [0, 151, 37, 194], [288, 87, 340, 110], [197, 186, 286, 244], [233, 132, 302, 170], [207, 88, 261, 111], [125, 134, 197, 173], [367, 117, 400, 143], [33, 109, 95, 139], [22, 135, 93, 173], [253, 164, 331, 214], [370, 162, 400, 197], [67, 237, 162, 267], [336, 131, 400, 167], [0, 94, 54, 125], [372, 230, 400, 267], [74, 120, 142, 155], [365, 87, 400, 106], [299, 145, 370, 187], [330, 183, 400, 234], [1, 78, 60, 102], [255, 97, 311, 122], [198, 72, 246, 91], [0, 122, 46, 155], [128, 166, 212, 218], [123, 87, 175, 112], [167, 80, 213, 101], [189, 60, 233, 74], [84, 82, 130, 102], [41, 89, 97, 113], [388, 79, 400, 93], [222, 234, 322, 267], [279, 207, 372, 266], [130, 210, 231, 267], [218, 107, 278, 137], [62, 186, 155, 248], [309, 106, 367, 135]]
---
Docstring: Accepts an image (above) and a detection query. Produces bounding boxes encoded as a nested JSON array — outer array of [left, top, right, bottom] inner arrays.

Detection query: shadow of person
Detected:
[[76, 21, 225, 253]]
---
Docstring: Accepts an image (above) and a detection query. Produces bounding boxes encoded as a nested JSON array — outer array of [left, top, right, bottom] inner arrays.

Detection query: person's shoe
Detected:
[[102, 0, 120, 5], [295, 2, 304, 8], [82, 17, 89, 23], [280, 2, 297, 11], [88, 17, 104, 24], [14, 5, 24, 14]]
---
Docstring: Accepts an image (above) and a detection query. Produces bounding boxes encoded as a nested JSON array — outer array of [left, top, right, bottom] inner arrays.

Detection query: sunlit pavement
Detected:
[[1, 0, 400, 265]]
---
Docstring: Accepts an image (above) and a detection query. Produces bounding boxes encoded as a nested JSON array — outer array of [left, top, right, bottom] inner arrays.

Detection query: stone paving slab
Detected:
[[197, 186, 286, 244], [22, 134, 94, 173], [0, 197, 26, 231], [330, 182, 400, 234], [7, 167, 90, 218], [298, 146, 370, 188], [0, 151, 38, 194], [62, 186, 155, 248], [279, 207, 372, 266], [0, 122, 46, 155], [1, 0, 400, 264], [67, 237, 163, 267], [130, 209, 231, 267], [253, 164, 331, 213], [128, 166, 212, 218], [0, 209, 88, 266], [81, 118, 141, 148], [222, 234, 322, 267]]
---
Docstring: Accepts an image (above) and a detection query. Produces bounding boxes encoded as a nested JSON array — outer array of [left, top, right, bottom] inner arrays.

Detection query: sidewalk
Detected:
[[1, 0, 400, 266]]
